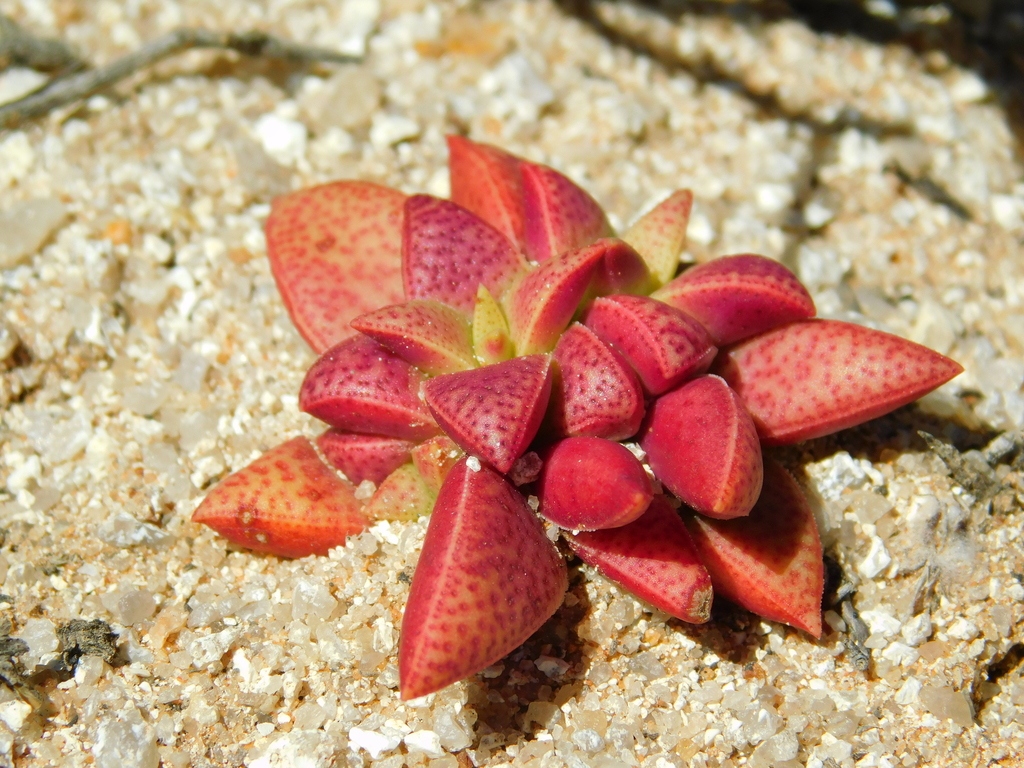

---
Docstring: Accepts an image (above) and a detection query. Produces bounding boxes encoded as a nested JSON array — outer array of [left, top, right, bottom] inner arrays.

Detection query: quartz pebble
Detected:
[[0, 198, 67, 269]]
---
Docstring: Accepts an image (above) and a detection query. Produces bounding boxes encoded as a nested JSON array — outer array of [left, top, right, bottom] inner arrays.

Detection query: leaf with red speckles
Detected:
[[300, 335, 439, 441], [399, 458, 567, 700], [316, 430, 414, 485], [411, 435, 464, 494], [641, 375, 762, 519], [265, 181, 406, 353], [623, 190, 694, 286], [192, 437, 369, 558], [503, 241, 607, 355], [683, 458, 823, 636], [551, 323, 645, 440], [351, 300, 476, 375], [568, 496, 712, 623], [521, 161, 612, 262], [447, 135, 527, 252], [584, 295, 717, 395], [712, 319, 965, 445], [652, 254, 815, 346], [422, 355, 552, 473], [585, 238, 655, 299], [537, 437, 653, 530], [366, 463, 435, 522], [403, 195, 530, 314]]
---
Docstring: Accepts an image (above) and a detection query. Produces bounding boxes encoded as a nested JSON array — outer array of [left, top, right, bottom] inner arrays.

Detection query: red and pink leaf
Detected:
[[622, 190, 694, 286], [192, 437, 369, 558], [521, 161, 612, 262], [640, 375, 762, 519], [300, 335, 439, 441], [446, 135, 527, 251], [265, 181, 406, 353], [403, 195, 530, 314], [713, 319, 965, 445], [584, 295, 717, 395], [365, 463, 435, 522], [568, 496, 713, 624], [653, 254, 815, 345], [551, 323, 645, 440], [399, 458, 568, 700], [411, 436, 464, 494], [683, 458, 824, 636], [351, 299, 476, 375], [422, 355, 552, 473], [316, 430, 414, 485], [537, 437, 653, 530]]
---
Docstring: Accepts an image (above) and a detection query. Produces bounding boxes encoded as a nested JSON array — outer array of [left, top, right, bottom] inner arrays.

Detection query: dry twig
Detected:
[[0, 24, 358, 129]]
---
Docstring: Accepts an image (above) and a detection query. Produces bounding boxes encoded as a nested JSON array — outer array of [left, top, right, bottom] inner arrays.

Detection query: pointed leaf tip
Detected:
[[351, 299, 476, 375], [399, 458, 567, 699], [266, 181, 406, 353], [684, 458, 824, 636], [423, 355, 552, 473], [192, 437, 369, 558], [713, 319, 965, 445], [446, 135, 527, 252], [623, 189, 694, 286], [521, 161, 612, 262]]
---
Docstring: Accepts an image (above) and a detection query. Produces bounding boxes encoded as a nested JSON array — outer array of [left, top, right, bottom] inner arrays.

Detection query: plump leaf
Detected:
[[351, 299, 476, 375], [713, 319, 965, 445], [622, 190, 693, 286], [422, 355, 552, 473], [640, 375, 762, 519], [265, 181, 406, 353], [411, 436, 464, 494], [365, 463, 435, 521], [568, 496, 713, 623], [521, 161, 612, 262], [300, 335, 439, 441], [446, 135, 527, 252], [472, 284, 515, 365], [403, 195, 530, 314], [551, 323, 645, 440], [192, 437, 369, 558], [584, 295, 717, 395], [652, 254, 815, 345], [316, 430, 414, 485], [683, 458, 824, 636], [400, 458, 568, 700], [537, 437, 653, 530]]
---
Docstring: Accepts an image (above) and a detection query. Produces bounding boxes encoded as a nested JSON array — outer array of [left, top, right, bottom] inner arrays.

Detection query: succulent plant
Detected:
[[191, 136, 963, 700]]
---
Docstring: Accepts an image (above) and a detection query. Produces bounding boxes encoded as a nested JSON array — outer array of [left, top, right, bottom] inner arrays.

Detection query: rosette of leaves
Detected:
[[192, 137, 962, 699]]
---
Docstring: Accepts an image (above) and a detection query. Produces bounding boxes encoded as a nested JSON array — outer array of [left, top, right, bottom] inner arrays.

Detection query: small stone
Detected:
[[302, 65, 381, 132], [254, 114, 308, 166], [919, 685, 974, 727], [0, 700, 32, 732], [858, 536, 892, 579], [0, 198, 67, 268], [901, 612, 932, 646], [97, 511, 173, 548], [118, 590, 157, 626], [404, 730, 444, 757], [572, 728, 605, 753], [369, 114, 420, 149], [247, 730, 337, 768], [348, 727, 401, 760], [93, 713, 159, 768], [172, 349, 209, 392], [59, 618, 118, 665]]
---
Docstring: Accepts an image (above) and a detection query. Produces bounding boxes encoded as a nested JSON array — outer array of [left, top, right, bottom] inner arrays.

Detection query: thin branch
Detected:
[[0, 13, 82, 72], [0, 28, 359, 130]]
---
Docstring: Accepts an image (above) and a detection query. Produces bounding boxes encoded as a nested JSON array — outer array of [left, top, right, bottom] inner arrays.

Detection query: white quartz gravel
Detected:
[[0, 0, 1023, 766]]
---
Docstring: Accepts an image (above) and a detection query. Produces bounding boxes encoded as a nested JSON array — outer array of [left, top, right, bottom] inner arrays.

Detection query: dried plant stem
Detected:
[[0, 26, 358, 129]]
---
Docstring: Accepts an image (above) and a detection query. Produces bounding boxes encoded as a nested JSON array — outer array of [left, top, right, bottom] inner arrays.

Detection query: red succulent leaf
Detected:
[[300, 335, 439, 441], [315, 430, 414, 486], [550, 323, 645, 440], [713, 319, 965, 445], [402, 195, 530, 314], [351, 299, 476, 375], [422, 355, 552, 473], [446, 135, 527, 252], [537, 437, 653, 530], [568, 496, 713, 623], [504, 242, 606, 355], [585, 238, 655, 298], [411, 436, 464, 494], [399, 458, 568, 700], [584, 295, 717, 395], [365, 463, 435, 522], [683, 458, 824, 636], [622, 189, 694, 286], [192, 437, 369, 558], [521, 161, 612, 262], [640, 375, 762, 519], [265, 181, 406, 353], [652, 254, 815, 346]]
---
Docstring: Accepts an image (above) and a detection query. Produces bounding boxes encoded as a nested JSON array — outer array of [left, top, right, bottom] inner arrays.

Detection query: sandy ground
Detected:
[[0, 0, 1023, 766]]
